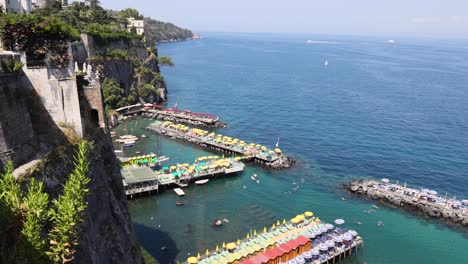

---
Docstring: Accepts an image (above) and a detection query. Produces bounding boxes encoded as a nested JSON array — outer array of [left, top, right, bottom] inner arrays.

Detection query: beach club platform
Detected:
[[183, 212, 363, 264], [122, 157, 245, 198], [146, 121, 295, 169]]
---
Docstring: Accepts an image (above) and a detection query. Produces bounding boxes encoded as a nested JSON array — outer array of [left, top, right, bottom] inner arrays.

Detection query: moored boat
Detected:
[[195, 179, 209, 185]]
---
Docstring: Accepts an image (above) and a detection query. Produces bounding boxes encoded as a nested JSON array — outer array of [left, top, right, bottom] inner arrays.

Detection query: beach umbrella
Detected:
[[226, 243, 236, 250], [172, 172, 178, 177], [304, 211, 313, 218], [237, 239, 241, 245], [187, 257, 198, 264], [274, 148, 282, 153], [276, 220, 280, 226], [334, 219, 345, 225], [215, 245, 219, 252], [283, 219, 286, 224], [315, 217, 321, 223], [246, 233, 250, 239], [253, 230, 257, 236], [381, 178, 390, 183], [197, 253, 201, 259], [163, 166, 169, 170], [222, 242, 226, 248], [205, 249, 209, 257], [263, 227, 267, 233]]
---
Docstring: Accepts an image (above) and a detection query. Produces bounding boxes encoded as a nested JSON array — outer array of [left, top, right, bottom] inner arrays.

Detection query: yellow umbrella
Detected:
[[187, 257, 198, 264], [226, 242, 236, 250], [253, 230, 257, 236], [237, 239, 241, 245], [291, 218, 299, 224], [215, 245, 219, 252], [304, 211, 313, 218], [263, 227, 267, 233], [275, 148, 282, 153], [315, 217, 320, 223], [222, 242, 226, 248], [276, 220, 280, 226], [197, 253, 201, 259], [272, 223, 276, 229], [205, 249, 209, 256], [246, 233, 250, 239], [283, 219, 286, 224]]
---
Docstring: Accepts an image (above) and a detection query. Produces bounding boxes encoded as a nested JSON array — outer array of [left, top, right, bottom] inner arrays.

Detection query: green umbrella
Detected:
[[163, 166, 169, 170], [172, 172, 178, 177], [195, 167, 202, 171]]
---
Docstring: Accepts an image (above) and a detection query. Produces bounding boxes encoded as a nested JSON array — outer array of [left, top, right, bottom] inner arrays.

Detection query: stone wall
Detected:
[[0, 72, 36, 167]]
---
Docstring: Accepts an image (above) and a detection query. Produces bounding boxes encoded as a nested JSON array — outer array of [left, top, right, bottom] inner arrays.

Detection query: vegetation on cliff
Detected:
[[0, 13, 79, 67], [144, 17, 195, 45], [0, 141, 90, 263]]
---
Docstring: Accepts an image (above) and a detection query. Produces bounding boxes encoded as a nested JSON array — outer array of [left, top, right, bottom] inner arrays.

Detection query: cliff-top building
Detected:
[[0, 0, 32, 14], [127, 17, 144, 35]]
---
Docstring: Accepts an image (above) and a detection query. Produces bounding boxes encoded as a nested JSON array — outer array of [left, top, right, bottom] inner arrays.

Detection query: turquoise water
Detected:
[[118, 34, 468, 263]]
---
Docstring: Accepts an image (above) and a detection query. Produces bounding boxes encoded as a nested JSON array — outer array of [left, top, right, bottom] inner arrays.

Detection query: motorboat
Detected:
[[195, 179, 209, 185]]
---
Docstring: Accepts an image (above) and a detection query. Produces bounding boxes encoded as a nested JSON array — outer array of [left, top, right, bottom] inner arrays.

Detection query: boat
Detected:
[[122, 143, 134, 147], [141, 134, 148, 138], [195, 179, 209, 185], [135, 151, 141, 154], [324, 60, 329, 66], [256, 180, 260, 184], [176, 201, 185, 206], [174, 188, 185, 196], [251, 174, 257, 180]]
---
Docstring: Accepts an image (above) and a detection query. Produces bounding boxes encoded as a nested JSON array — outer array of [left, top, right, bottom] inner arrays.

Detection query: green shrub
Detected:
[[0, 58, 24, 73], [0, 141, 91, 263]]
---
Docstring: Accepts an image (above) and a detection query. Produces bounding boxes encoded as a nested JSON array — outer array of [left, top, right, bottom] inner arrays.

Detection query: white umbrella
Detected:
[[381, 178, 390, 183], [428, 190, 438, 195], [334, 219, 345, 225]]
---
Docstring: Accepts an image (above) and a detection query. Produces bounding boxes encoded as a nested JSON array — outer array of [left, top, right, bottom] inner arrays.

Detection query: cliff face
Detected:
[[29, 131, 143, 264], [0, 52, 143, 262], [74, 34, 167, 104]]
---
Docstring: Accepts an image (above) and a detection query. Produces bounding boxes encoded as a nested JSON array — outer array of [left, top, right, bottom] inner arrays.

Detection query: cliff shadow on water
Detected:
[[134, 223, 179, 264]]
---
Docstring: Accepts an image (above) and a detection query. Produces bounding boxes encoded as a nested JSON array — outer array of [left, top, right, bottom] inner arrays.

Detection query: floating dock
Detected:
[[184, 212, 363, 264], [146, 121, 295, 169], [122, 157, 245, 198], [348, 179, 468, 227]]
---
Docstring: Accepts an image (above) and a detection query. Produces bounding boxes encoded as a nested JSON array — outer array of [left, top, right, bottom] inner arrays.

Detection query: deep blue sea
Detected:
[[116, 33, 468, 263]]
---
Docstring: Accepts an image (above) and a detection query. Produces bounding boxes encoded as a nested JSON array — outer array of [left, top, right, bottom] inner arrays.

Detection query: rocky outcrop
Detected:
[[74, 33, 167, 103], [347, 180, 468, 228]]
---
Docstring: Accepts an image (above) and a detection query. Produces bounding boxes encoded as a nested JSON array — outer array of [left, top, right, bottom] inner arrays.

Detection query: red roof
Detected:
[[295, 235, 310, 246], [263, 249, 277, 260], [284, 239, 299, 250], [238, 259, 255, 264], [279, 243, 293, 253], [248, 253, 269, 264]]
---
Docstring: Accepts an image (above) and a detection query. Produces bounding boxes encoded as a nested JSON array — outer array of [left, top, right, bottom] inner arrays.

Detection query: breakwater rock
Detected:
[[347, 180, 468, 228]]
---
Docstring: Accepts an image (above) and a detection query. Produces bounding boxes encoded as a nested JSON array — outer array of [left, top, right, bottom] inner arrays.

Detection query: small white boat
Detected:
[[174, 188, 185, 196], [141, 135, 148, 138], [256, 180, 260, 184], [324, 60, 329, 67], [195, 179, 209, 185], [251, 174, 257, 180]]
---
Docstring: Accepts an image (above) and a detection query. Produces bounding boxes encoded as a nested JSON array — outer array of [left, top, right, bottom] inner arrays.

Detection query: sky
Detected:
[[100, 0, 468, 38]]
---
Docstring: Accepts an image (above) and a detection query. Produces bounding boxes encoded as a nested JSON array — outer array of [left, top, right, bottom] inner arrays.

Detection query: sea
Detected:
[[113, 33, 468, 264]]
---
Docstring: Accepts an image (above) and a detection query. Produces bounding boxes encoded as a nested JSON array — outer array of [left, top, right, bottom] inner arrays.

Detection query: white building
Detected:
[[31, 0, 46, 9], [127, 17, 144, 35], [0, 0, 32, 14]]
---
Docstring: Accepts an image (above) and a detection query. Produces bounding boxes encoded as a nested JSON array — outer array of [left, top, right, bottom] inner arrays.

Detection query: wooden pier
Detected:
[[122, 159, 245, 198], [146, 121, 295, 169]]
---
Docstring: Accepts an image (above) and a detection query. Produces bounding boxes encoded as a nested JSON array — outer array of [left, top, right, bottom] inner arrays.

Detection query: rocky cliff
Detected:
[[74, 33, 167, 105]]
